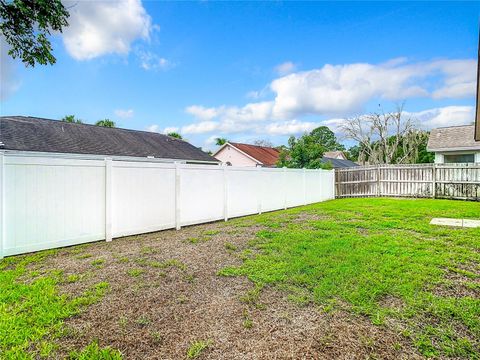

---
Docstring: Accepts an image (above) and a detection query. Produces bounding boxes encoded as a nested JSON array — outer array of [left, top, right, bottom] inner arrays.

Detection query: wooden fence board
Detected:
[[335, 164, 480, 201]]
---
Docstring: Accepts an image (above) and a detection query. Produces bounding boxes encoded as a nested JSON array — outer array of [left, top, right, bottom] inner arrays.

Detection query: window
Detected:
[[444, 154, 475, 163]]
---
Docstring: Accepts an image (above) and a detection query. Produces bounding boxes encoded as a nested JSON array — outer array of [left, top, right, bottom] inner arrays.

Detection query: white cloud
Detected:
[[145, 124, 160, 132], [63, 0, 153, 60], [137, 49, 171, 71], [205, 135, 220, 145], [270, 58, 475, 118], [408, 106, 475, 129], [114, 109, 134, 118], [263, 120, 318, 135], [177, 57, 476, 140], [0, 36, 21, 101], [185, 105, 220, 121], [145, 124, 180, 134], [163, 126, 179, 134], [182, 121, 218, 134], [274, 61, 297, 75]]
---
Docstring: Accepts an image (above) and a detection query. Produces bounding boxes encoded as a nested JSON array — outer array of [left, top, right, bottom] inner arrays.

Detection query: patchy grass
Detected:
[[68, 341, 122, 359], [186, 339, 213, 359], [221, 198, 480, 358], [126, 268, 144, 277], [0, 252, 110, 359], [1, 197, 478, 359]]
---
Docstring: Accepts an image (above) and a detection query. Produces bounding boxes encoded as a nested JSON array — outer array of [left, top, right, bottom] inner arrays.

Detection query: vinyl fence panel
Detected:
[[179, 165, 225, 226], [3, 156, 106, 256], [112, 162, 177, 238], [260, 168, 287, 212], [0, 153, 335, 257], [226, 167, 261, 218]]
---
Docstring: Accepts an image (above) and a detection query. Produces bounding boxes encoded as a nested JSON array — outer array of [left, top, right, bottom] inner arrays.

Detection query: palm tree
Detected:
[[61, 115, 83, 124], [95, 119, 116, 128], [215, 137, 227, 146]]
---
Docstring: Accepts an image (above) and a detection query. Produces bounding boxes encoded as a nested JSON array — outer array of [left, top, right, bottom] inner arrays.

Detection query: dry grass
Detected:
[[21, 218, 421, 359]]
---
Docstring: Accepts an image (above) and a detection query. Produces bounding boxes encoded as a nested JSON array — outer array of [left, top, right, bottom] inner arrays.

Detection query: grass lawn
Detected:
[[0, 198, 479, 359]]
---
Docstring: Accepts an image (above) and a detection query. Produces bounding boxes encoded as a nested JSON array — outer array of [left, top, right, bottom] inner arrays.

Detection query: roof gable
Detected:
[[228, 142, 281, 166], [0, 116, 217, 162], [427, 125, 480, 152]]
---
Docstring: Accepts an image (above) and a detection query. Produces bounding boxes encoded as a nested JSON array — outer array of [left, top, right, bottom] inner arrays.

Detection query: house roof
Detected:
[[321, 157, 359, 169], [0, 116, 217, 162], [427, 125, 480, 152], [227, 142, 281, 166], [323, 151, 346, 159]]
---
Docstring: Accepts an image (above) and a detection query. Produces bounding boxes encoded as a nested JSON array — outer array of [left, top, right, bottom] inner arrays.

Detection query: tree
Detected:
[[310, 126, 345, 152], [61, 115, 82, 124], [215, 137, 227, 146], [276, 126, 342, 169], [167, 132, 183, 139], [253, 139, 273, 147], [340, 105, 429, 165], [0, 0, 70, 67], [95, 119, 116, 128]]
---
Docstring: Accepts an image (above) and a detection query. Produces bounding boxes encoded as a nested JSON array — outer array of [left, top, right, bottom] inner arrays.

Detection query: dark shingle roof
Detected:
[[0, 116, 217, 162], [321, 157, 359, 168], [427, 125, 480, 152]]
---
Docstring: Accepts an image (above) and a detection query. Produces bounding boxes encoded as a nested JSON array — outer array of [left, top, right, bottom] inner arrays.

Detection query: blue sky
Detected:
[[1, 1, 478, 150]]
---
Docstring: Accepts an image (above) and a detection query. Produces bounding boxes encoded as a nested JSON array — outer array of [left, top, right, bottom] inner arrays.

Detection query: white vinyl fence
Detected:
[[0, 153, 335, 257]]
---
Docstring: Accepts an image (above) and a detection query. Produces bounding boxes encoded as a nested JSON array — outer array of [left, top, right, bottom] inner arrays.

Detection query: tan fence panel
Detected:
[[336, 164, 480, 201]]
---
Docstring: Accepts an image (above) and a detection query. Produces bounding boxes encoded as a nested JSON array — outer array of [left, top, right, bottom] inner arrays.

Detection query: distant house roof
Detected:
[[321, 157, 359, 169], [323, 151, 347, 160], [0, 116, 217, 162], [427, 125, 480, 152], [225, 142, 281, 166]]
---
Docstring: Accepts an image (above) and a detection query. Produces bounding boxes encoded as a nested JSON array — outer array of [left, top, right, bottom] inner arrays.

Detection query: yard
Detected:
[[1, 198, 479, 359]]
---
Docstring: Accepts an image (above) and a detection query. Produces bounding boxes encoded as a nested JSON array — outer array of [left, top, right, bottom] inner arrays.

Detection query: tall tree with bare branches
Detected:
[[340, 105, 429, 165]]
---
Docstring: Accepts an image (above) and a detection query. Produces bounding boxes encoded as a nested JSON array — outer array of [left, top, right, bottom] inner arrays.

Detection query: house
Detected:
[[213, 142, 358, 168], [0, 116, 218, 164], [321, 156, 358, 168], [213, 142, 280, 167], [323, 151, 348, 160], [427, 125, 480, 164]]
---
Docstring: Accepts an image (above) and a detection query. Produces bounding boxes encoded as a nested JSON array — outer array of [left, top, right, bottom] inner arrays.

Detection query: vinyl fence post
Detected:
[[303, 168, 307, 205], [376, 165, 381, 197], [0, 152, 4, 259], [257, 166, 262, 214], [175, 162, 181, 230], [432, 163, 437, 199], [105, 158, 112, 242], [223, 165, 228, 222], [283, 167, 287, 210]]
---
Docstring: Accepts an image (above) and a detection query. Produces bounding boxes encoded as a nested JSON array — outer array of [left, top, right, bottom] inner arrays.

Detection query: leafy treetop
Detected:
[[167, 132, 183, 139], [277, 126, 343, 169], [61, 115, 82, 124], [0, 0, 70, 67], [95, 119, 116, 128], [215, 138, 228, 146]]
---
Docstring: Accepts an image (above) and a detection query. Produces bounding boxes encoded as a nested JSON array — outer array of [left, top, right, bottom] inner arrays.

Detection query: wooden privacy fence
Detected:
[[335, 163, 480, 201], [0, 153, 335, 257]]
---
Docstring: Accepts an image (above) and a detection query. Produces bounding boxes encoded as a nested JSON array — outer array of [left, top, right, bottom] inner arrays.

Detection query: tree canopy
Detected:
[[0, 0, 69, 67], [277, 126, 343, 169], [95, 119, 116, 128], [61, 115, 82, 124], [167, 132, 183, 139], [215, 138, 228, 146]]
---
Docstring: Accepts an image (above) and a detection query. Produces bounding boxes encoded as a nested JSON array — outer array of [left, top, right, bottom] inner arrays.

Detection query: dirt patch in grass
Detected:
[[28, 219, 423, 359]]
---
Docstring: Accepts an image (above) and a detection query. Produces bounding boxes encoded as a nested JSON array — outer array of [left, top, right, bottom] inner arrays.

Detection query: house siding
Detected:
[[434, 151, 480, 164], [214, 145, 259, 166]]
